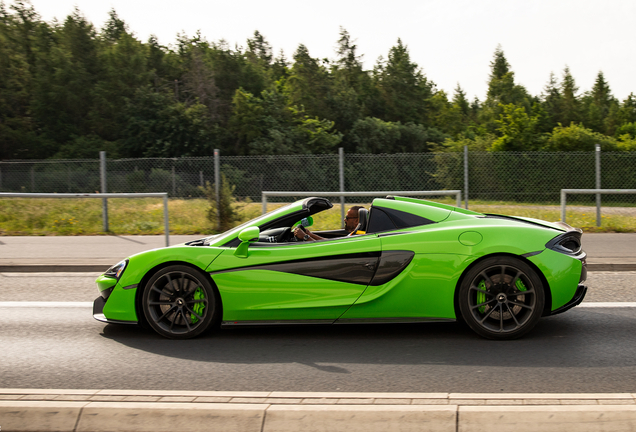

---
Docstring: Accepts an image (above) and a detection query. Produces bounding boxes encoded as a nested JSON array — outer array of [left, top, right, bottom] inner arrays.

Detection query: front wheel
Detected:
[[458, 257, 545, 340], [142, 265, 219, 339]]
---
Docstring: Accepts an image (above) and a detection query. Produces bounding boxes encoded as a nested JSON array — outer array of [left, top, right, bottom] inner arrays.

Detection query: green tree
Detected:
[[539, 72, 562, 133], [229, 87, 341, 155], [203, 174, 240, 232], [101, 8, 127, 42], [491, 103, 540, 151], [617, 93, 636, 125], [284, 44, 332, 120], [481, 45, 532, 132], [348, 117, 446, 153], [120, 87, 214, 157], [543, 123, 617, 151], [371, 39, 435, 125], [329, 28, 371, 144], [583, 71, 617, 134], [558, 66, 580, 126]]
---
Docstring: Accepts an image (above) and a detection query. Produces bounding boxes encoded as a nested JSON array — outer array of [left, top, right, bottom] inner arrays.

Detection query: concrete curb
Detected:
[[1, 263, 634, 272], [0, 264, 108, 272], [2, 390, 636, 432]]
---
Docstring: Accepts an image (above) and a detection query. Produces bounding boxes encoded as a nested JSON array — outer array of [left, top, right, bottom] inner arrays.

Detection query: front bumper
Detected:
[[93, 296, 137, 325], [550, 284, 587, 315]]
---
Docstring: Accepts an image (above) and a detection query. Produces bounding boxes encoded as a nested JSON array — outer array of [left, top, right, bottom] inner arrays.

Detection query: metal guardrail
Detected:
[[262, 190, 463, 224], [0, 192, 171, 247], [560, 189, 636, 226]]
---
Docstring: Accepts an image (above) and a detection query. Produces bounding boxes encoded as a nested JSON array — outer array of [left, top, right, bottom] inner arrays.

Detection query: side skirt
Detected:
[[335, 317, 456, 324], [221, 317, 455, 327], [221, 319, 334, 327]]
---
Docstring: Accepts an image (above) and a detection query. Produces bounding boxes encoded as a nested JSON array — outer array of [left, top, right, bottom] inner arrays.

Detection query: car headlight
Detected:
[[104, 259, 128, 280]]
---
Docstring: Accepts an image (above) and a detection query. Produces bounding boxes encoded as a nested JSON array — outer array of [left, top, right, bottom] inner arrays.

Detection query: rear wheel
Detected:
[[458, 257, 545, 340], [142, 265, 218, 339]]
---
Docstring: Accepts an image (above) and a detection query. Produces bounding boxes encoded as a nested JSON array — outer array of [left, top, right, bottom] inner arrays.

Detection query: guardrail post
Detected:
[[262, 193, 268, 214], [339, 147, 345, 228], [464, 146, 469, 209], [100, 151, 108, 232], [561, 190, 567, 222], [595, 144, 601, 227]]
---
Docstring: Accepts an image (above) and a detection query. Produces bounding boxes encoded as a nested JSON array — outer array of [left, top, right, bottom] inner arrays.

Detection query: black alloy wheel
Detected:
[[142, 265, 218, 339], [458, 256, 545, 340]]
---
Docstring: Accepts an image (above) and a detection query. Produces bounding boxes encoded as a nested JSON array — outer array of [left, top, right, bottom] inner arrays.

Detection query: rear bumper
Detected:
[[550, 284, 587, 315]]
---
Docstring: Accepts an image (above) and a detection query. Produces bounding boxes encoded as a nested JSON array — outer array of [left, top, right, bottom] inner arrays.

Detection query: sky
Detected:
[[18, 0, 636, 102]]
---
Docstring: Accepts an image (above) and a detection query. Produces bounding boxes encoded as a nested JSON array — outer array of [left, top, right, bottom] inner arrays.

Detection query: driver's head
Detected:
[[344, 206, 364, 232]]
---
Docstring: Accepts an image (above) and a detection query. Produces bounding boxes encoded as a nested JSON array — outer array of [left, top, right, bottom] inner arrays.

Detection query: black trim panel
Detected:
[[93, 313, 138, 325], [369, 251, 415, 286], [210, 252, 381, 285], [550, 284, 587, 316], [521, 251, 542, 258]]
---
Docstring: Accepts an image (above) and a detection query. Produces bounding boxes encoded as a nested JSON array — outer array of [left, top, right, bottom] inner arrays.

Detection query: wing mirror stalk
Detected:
[[235, 226, 260, 258]]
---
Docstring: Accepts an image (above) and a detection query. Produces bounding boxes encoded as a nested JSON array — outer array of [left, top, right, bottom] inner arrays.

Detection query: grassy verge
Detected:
[[0, 198, 634, 236]]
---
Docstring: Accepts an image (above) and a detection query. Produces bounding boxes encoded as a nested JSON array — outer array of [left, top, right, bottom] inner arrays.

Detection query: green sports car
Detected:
[[93, 196, 587, 340]]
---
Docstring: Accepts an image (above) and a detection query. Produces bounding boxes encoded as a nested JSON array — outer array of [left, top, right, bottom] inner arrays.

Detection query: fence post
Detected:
[[595, 144, 601, 227], [30, 165, 35, 192], [214, 149, 220, 228], [163, 193, 170, 247], [171, 165, 176, 196], [0, 163, 2, 191], [100, 151, 109, 232], [464, 146, 469, 209], [339, 147, 345, 228]]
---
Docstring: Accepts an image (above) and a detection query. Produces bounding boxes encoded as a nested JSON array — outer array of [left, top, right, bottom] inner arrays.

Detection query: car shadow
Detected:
[[99, 308, 636, 370]]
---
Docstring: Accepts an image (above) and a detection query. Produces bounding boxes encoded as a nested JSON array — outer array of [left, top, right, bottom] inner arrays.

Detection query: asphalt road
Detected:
[[1, 272, 636, 393]]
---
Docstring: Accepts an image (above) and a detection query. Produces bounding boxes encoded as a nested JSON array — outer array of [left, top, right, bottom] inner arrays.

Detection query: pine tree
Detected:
[[560, 66, 580, 125]]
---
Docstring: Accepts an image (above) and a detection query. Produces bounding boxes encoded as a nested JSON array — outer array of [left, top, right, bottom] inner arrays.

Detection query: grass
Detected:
[[0, 197, 634, 236]]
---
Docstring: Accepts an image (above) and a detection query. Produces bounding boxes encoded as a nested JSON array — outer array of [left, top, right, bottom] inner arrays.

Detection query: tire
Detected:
[[142, 265, 219, 339], [458, 256, 545, 340]]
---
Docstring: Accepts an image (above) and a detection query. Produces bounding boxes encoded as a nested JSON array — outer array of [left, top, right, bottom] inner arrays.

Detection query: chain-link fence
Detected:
[[0, 150, 635, 205]]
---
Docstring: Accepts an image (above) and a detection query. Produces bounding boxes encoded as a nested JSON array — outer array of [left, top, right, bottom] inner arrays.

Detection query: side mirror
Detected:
[[235, 226, 260, 258]]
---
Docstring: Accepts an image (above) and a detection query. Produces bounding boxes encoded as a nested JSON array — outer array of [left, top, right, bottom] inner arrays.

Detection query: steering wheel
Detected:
[[279, 226, 295, 242]]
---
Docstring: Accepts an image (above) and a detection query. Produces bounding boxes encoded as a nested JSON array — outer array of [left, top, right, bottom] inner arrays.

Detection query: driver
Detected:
[[293, 206, 365, 241]]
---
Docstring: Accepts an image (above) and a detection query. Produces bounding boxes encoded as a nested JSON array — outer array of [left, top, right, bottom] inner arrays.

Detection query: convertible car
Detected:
[[93, 196, 587, 340]]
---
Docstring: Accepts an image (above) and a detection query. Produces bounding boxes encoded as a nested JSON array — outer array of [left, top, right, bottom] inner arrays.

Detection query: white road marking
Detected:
[[0, 302, 636, 308], [0, 301, 93, 307], [578, 302, 636, 308]]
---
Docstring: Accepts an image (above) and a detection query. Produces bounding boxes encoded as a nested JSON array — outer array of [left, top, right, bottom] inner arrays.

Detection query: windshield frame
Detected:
[[205, 202, 300, 247]]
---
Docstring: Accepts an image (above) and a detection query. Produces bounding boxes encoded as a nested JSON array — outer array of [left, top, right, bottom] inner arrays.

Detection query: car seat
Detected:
[[349, 208, 368, 235]]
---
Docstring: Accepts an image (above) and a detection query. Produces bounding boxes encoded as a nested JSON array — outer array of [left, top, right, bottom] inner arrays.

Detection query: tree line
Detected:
[[1, 1, 635, 160]]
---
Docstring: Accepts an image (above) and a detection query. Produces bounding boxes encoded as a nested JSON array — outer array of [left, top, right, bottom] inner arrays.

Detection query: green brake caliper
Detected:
[[515, 279, 527, 292], [477, 280, 487, 313], [191, 287, 205, 324]]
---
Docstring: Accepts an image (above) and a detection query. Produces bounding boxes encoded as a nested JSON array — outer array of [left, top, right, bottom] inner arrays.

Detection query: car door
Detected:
[[207, 234, 382, 323]]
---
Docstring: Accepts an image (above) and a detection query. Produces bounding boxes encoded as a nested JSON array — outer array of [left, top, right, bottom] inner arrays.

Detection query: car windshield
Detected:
[[206, 202, 298, 246]]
